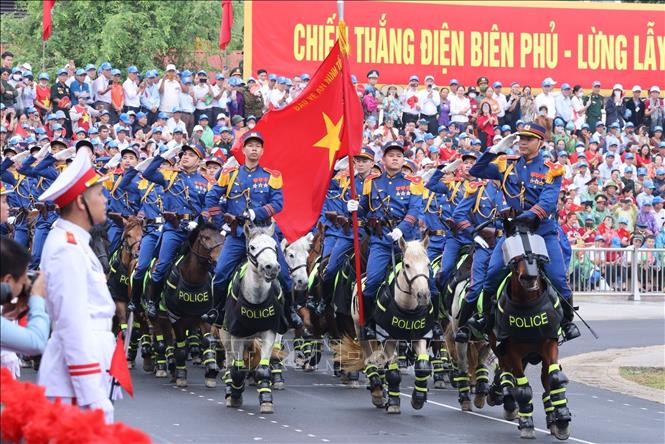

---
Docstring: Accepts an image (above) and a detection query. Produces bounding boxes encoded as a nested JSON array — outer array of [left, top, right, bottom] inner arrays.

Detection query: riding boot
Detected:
[[468, 291, 493, 334], [145, 279, 165, 319], [361, 296, 376, 340], [560, 296, 581, 341], [454, 300, 476, 343], [127, 276, 144, 313]]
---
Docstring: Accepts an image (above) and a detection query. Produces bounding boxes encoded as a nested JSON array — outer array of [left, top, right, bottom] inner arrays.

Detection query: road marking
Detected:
[[253, 437, 262, 441], [282, 424, 289, 428], [207, 398, 214, 401], [591, 395, 598, 399], [295, 429, 303, 432], [321, 439, 330, 442], [217, 402, 224, 405], [640, 407, 647, 411], [608, 399, 614, 402], [259, 416, 266, 419], [400, 392, 597, 444], [308, 434, 317, 437], [172, 423, 180, 426], [271, 420, 278, 424], [248, 412, 255, 416], [623, 403, 631, 406]]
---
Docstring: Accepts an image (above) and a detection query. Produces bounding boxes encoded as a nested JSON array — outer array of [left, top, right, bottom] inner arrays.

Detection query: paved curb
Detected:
[[560, 345, 665, 404]]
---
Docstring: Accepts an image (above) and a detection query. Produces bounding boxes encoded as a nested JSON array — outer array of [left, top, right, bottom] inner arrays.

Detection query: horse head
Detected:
[[502, 218, 549, 294], [191, 222, 225, 265], [281, 232, 313, 291], [122, 216, 143, 261], [244, 222, 280, 283], [397, 235, 431, 307]]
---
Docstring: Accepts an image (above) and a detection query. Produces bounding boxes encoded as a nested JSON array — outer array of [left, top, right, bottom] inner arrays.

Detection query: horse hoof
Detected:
[[260, 402, 274, 414], [176, 378, 188, 388], [520, 428, 536, 439], [155, 369, 168, 378], [273, 381, 285, 391], [433, 380, 446, 389], [552, 421, 570, 440], [294, 357, 305, 368], [347, 380, 360, 389], [460, 400, 472, 411], [192, 357, 202, 366], [128, 361, 135, 369], [503, 408, 519, 421], [386, 405, 401, 414], [410, 398, 425, 410], [226, 397, 243, 408], [205, 378, 217, 388], [304, 363, 315, 372], [474, 394, 486, 409]]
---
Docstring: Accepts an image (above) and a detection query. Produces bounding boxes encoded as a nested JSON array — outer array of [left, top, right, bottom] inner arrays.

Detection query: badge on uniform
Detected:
[[66, 232, 77, 245]]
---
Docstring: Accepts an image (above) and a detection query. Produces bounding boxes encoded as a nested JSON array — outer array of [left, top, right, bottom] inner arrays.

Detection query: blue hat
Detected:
[[182, 77, 193, 85], [34, 127, 46, 135], [85, 64, 96, 71], [518, 122, 547, 140], [437, 125, 447, 133], [100, 110, 110, 116], [605, 152, 615, 158], [157, 112, 168, 120], [246, 115, 257, 122], [219, 126, 231, 134], [198, 114, 209, 122], [75, 127, 87, 134], [136, 111, 147, 119], [146, 70, 157, 78], [558, 150, 569, 157], [75, 68, 85, 76], [461, 150, 479, 161], [516, 120, 525, 126], [624, 165, 634, 173], [46, 113, 56, 121], [409, 75, 419, 82], [88, 127, 99, 134], [561, 83, 571, 90], [243, 131, 265, 145], [625, 152, 635, 159], [501, 124, 511, 131], [542, 78, 556, 87], [152, 126, 163, 133], [637, 167, 647, 176], [449, 79, 459, 85], [172, 127, 184, 134], [301, 73, 310, 81], [653, 196, 664, 205], [111, 68, 121, 76], [182, 143, 206, 159], [228, 77, 241, 87], [429, 146, 440, 153], [52, 124, 63, 131], [106, 140, 118, 148], [458, 133, 469, 139], [268, 74, 277, 81], [655, 126, 663, 132], [284, 78, 292, 86], [610, 122, 621, 129], [121, 145, 139, 158], [119, 113, 130, 123], [471, 139, 482, 146], [116, 126, 128, 133], [197, 70, 208, 76], [38, 72, 50, 81], [542, 151, 553, 158], [581, 123, 590, 130], [25, 106, 37, 114], [418, 118, 428, 125], [277, 76, 287, 85], [54, 110, 66, 119], [423, 133, 434, 141], [625, 122, 635, 128], [57, 68, 67, 76], [659, 141, 665, 148], [594, 235, 604, 242], [414, 136, 425, 143], [355, 146, 375, 160], [643, 180, 655, 189], [127, 65, 139, 74], [618, 216, 629, 224], [24, 136, 36, 144], [382, 140, 404, 153], [215, 73, 225, 80], [493, 81, 502, 88], [655, 168, 665, 175], [554, 118, 564, 127], [100, 62, 112, 70], [584, 214, 594, 220]]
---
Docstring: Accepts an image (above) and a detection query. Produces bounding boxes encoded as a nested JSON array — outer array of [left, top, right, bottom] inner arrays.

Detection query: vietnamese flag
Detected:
[[231, 29, 363, 242], [109, 332, 134, 397], [219, 0, 233, 50], [42, 0, 55, 41]]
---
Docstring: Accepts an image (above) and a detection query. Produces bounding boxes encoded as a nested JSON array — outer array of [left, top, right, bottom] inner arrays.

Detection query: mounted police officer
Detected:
[[205, 131, 291, 323], [104, 144, 140, 253], [468, 123, 580, 341], [142, 142, 209, 318], [0, 146, 33, 247], [347, 140, 423, 339]]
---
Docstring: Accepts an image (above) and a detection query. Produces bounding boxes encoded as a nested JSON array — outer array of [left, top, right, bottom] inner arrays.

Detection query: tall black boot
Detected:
[[561, 296, 580, 341], [361, 295, 376, 340], [145, 279, 165, 319], [454, 300, 476, 343], [468, 291, 493, 334], [127, 276, 144, 313]]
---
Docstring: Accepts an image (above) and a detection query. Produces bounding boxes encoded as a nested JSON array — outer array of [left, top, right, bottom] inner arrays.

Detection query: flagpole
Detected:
[[41, 40, 46, 72], [337, 0, 366, 332]]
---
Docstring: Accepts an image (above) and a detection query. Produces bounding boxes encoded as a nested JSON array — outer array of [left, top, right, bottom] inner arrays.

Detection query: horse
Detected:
[[151, 221, 224, 388], [339, 237, 433, 414], [219, 223, 287, 414], [488, 218, 571, 440], [443, 248, 493, 411]]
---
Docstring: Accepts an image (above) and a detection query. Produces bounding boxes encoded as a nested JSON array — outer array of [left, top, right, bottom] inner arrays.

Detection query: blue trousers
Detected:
[[107, 222, 123, 254], [427, 235, 446, 297], [464, 246, 492, 303], [30, 223, 51, 269], [13, 223, 30, 247], [322, 235, 354, 284], [436, 236, 471, 290], [151, 225, 187, 282], [364, 238, 397, 300], [213, 234, 292, 291], [321, 233, 337, 259], [134, 225, 162, 281], [483, 232, 572, 302], [558, 225, 572, 267]]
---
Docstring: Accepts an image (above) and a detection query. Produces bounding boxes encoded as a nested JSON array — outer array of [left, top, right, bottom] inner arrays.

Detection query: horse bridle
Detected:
[[190, 237, 224, 266], [247, 243, 278, 268], [395, 266, 429, 295], [122, 237, 141, 260], [284, 246, 308, 275]]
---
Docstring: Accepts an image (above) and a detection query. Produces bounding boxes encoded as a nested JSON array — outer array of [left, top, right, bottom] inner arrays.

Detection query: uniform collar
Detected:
[[55, 218, 91, 244], [524, 151, 543, 165], [385, 171, 403, 179], [243, 164, 260, 173]]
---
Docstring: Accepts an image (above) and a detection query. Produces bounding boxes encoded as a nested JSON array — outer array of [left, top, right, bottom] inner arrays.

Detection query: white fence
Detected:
[[569, 247, 665, 300]]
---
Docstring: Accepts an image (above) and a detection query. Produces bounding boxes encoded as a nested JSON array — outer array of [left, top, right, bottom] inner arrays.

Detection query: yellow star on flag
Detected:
[[82, 113, 90, 123], [313, 113, 343, 168], [43, 98, 50, 107]]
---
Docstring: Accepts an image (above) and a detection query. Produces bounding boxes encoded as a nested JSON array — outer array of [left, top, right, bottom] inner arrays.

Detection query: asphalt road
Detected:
[[21, 319, 665, 443]]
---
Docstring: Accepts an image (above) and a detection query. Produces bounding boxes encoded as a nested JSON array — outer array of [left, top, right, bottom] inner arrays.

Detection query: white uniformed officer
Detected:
[[37, 142, 117, 423]]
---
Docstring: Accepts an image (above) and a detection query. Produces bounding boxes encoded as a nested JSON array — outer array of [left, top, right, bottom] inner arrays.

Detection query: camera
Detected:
[[199, 78, 207, 83], [0, 271, 36, 305]]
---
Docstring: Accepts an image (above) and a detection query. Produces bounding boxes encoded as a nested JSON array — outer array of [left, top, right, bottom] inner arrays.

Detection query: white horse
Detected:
[[219, 223, 284, 414], [340, 237, 433, 414]]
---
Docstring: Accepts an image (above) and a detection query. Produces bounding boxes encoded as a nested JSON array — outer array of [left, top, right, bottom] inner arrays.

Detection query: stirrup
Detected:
[[145, 300, 159, 318], [361, 325, 376, 340], [454, 326, 470, 343], [561, 321, 580, 341]]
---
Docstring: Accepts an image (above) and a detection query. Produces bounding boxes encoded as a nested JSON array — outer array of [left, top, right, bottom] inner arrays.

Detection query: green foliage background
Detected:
[[0, 0, 244, 74]]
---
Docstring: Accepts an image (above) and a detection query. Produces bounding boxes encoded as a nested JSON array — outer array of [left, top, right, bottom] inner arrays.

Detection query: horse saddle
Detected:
[[442, 248, 473, 317], [163, 256, 213, 318]]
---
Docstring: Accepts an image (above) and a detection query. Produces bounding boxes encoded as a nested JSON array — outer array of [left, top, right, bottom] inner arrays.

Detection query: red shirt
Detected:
[[35, 85, 51, 110]]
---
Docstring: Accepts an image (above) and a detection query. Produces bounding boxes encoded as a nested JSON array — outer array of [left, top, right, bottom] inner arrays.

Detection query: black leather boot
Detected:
[[145, 279, 165, 319]]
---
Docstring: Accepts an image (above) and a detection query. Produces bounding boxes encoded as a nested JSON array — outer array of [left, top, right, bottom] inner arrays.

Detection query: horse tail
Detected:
[[444, 322, 458, 364], [336, 335, 365, 372]]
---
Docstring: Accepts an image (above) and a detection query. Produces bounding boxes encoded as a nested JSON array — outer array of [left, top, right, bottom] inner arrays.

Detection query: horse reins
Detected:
[[247, 244, 278, 268], [395, 266, 429, 295]]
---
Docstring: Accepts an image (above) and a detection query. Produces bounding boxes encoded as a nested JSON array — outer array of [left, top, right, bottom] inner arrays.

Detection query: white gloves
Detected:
[[135, 157, 153, 173], [442, 158, 462, 173], [474, 235, 489, 249], [389, 228, 403, 241], [7, 216, 16, 225], [160, 145, 181, 160], [347, 199, 359, 212], [489, 133, 519, 154], [10, 151, 30, 165], [53, 147, 75, 161], [334, 156, 349, 172], [221, 223, 231, 234], [104, 152, 122, 169], [88, 398, 114, 424], [35, 144, 50, 160], [186, 221, 198, 231], [244, 209, 256, 221]]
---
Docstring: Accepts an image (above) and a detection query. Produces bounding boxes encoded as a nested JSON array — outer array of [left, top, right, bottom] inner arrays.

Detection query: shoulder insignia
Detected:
[[407, 175, 424, 196], [264, 167, 281, 178], [137, 178, 149, 190], [545, 160, 565, 184], [216, 167, 235, 187], [505, 155, 521, 160], [464, 180, 484, 198], [266, 168, 283, 189], [362, 174, 377, 195], [66, 231, 77, 245], [493, 155, 508, 173], [405, 174, 422, 183], [221, 166, 238, 174]]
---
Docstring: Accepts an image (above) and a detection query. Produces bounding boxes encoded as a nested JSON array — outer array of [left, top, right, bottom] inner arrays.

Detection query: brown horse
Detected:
[[489, 220, 571, 440]]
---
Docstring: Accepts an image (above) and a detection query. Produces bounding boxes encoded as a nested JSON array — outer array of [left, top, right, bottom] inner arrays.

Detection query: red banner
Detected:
[[244, 0, 665, 90], [42, 0, 55, 41]]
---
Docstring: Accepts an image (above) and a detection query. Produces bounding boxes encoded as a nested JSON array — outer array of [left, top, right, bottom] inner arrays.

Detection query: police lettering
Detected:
[[178, 290, 209, 303], [509, 312, 548, 328], [391, 316, 425, 330], [119, 275, 130, 285], [241, 305, 275, 319]]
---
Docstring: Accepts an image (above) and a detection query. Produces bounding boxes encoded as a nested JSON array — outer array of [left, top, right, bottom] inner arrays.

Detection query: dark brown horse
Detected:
[[489, 219, 571, 440]]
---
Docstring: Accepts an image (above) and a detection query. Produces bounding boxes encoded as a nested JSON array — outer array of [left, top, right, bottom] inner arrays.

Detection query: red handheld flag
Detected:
[[219, 0, 233, 50], [42, 0, 56, 41], [231, 37, 363, 242], [109, 333, 134, 397]]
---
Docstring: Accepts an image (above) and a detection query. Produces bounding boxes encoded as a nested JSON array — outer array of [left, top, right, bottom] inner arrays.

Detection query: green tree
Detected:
[[0, 0, 244, 74]]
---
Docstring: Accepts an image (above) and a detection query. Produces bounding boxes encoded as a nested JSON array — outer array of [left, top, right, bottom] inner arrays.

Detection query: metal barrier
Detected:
[[569, 247, 665, 300]]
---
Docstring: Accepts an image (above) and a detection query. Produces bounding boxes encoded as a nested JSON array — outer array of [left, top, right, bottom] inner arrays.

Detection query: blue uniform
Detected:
[[143, 156, 208, 283], [452, 180, 506, 303], [17, 155, 61, 269], [106, 169, 141, 252], [205, 164, 291, 292], [0, 160, 33, 247], [359, 171, 423, 301], [469, 151, 571, 301], [319, 173, 348, 259], [426, 170, 469, 290]]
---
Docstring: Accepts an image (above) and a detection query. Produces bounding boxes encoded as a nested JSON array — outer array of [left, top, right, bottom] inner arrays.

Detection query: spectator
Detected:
[[123, 66, 141, 114], [437, 87, 451, 128], [476, 101, 498, 150], [418, 76, 440, 134], [519, 85, 537, 122], [534, 105, 552, 140], [401, 75, 420, 126], [571, 84, 590, 130], [158, 64, 182, 114], [503, 81, 521, 129], [192, 70, 214, 124], [449, 85, 470, 126], [555, 83, 574, 124], [636, 198, 658, 235], [625, 85, 645, 128], [644, 86, 663, 132], [535, 77, 556, 119], [93, 63, 113, 117], [606, 84, 626, 127]]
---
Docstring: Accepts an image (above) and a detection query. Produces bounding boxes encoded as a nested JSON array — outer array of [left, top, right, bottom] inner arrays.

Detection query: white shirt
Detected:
[[192, 83, 214, 110], [493, 93, 508, 118], [269, 89, 285, 108], [449, 94, 470, 123], [211, 84, 228, 111], [655, 208, 665, 229], [158, 78, 182, 113], [166, 117, 189, 137], [417, 88, 441, 116], [179, 90, 195, 113], [401, 87, 419, 115], [535, 92, 556, 119], [571, 95, 586, 129], [122, 78, 140, 108], [93, 75, 111, 104], [555, 93, 574, 122], [573, 171, 591, 193]]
